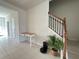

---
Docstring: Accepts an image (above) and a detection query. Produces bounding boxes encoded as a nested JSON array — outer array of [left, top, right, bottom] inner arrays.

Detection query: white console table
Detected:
[[21, 32, 35, 48]]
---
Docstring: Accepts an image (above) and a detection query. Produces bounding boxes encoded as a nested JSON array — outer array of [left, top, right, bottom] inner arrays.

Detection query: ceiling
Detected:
[[3, 0, 45, 10], [0, 6, 16, 17]]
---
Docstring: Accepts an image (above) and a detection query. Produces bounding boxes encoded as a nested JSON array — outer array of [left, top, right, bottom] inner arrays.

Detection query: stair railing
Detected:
[[48, 12, 67, 59]]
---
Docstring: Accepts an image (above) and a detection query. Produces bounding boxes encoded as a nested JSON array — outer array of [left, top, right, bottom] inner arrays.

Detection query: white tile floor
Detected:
[[0, 38, 60, 59], [68, 40, 79, 59], [1, 37, 78, 59]]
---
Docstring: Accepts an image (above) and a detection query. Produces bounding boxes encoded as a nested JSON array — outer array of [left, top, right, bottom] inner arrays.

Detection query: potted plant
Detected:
[[48, 35, 63, 56]]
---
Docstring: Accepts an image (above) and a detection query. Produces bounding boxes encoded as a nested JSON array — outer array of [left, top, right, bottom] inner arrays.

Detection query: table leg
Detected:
[[30, 36, 32, 48]]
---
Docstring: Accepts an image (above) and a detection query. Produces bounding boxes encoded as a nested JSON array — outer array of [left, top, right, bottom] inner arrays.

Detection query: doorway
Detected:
[[0, 16, 8, 39], [0, 6, 19, 40]]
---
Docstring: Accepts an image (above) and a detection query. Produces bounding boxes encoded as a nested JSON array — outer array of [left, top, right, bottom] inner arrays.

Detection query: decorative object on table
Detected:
[[48, 35, 63, 56], [40, 41, 48, 54]]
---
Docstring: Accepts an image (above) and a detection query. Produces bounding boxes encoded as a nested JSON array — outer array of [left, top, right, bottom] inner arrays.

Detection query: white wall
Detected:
[[50, 0, 79, 40], [27, 0, 60, 39], [18, 11, 28, 33], [0, 0, 28, 34]]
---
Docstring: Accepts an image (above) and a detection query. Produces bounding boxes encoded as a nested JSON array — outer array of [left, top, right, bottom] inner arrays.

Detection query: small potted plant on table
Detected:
[[48, 35, 63, 56]]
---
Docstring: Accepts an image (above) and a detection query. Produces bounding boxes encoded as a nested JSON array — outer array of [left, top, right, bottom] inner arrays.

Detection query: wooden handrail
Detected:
[[63, 17, 67, 59], [48, 12, 64, 21], [48, 12, 68, 59], [48, 12, 64, 37]]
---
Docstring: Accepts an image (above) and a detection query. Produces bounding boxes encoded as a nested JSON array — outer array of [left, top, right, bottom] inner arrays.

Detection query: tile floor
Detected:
[[0, 37, 60, 59], [0, 37, 78, 59], [68, 40, 79, 59]]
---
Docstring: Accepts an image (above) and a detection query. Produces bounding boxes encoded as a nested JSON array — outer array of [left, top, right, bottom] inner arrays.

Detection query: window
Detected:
[[0, 17, 8, 37]]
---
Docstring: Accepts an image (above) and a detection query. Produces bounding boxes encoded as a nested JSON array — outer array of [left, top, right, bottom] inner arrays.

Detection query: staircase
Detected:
[[48, 12, 68, 59]]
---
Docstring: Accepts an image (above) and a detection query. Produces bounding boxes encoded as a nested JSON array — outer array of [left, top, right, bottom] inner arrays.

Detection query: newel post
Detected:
[[63, 17, 67, 59]]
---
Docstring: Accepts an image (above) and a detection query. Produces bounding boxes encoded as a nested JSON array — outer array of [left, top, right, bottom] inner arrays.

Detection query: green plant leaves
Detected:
[[48, 36, 63, 51]]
